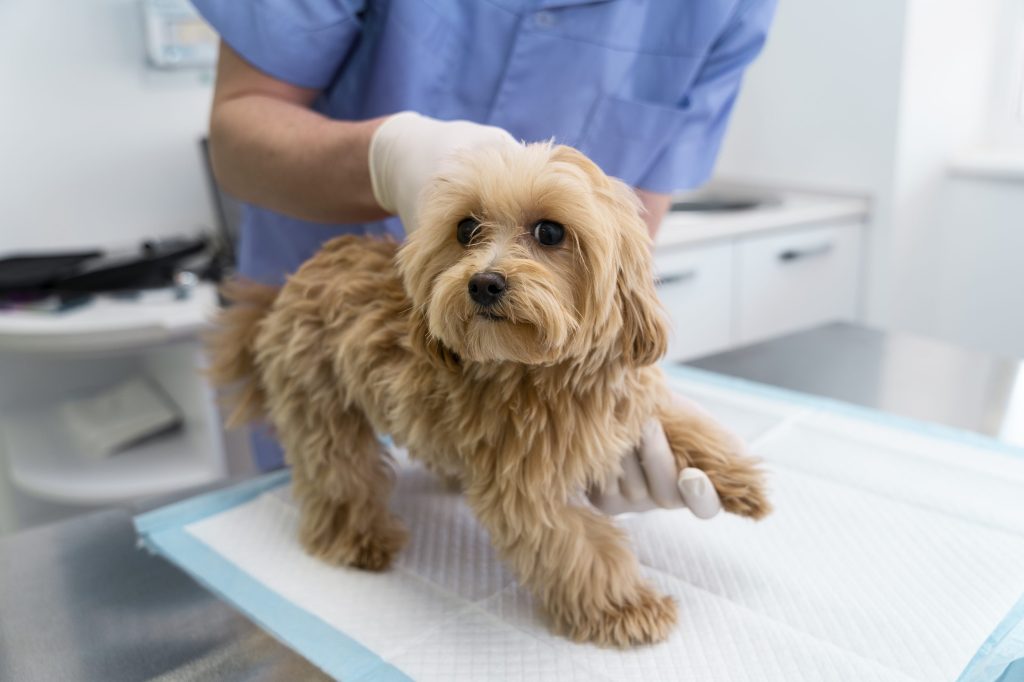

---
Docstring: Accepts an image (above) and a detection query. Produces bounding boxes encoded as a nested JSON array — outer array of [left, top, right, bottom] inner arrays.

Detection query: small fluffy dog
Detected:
[[208, 142, 770, 647]]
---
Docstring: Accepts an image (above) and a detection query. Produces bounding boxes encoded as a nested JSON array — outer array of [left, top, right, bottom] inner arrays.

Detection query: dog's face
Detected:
[[398, 143, 667, 369]]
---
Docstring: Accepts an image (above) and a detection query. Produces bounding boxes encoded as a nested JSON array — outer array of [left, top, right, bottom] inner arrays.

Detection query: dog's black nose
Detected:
[[468, 271, 506, 307]]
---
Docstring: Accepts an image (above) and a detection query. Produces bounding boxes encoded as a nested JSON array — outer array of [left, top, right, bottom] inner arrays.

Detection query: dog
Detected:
[[207, 142, 771, 647]]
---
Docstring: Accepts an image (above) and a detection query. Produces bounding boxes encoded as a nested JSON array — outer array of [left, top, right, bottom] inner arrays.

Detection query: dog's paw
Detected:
[[301, 514, 408, 572], [711, 462, 773, 520], [720, 479, 773, 520], [346, 522, 405, 569], [562, 585, 678, 647], [436, 473, 462, 493], [350, 517, 409, 571]]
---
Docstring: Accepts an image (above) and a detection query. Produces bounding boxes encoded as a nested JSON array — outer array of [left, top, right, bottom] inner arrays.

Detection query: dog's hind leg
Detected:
[[657, 393, 772, 519], [284, 405, 408, 571]]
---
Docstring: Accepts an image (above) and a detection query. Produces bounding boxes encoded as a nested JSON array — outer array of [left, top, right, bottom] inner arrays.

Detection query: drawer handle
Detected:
[[654, 269, 697, 287], [778, 242, 834, 263]]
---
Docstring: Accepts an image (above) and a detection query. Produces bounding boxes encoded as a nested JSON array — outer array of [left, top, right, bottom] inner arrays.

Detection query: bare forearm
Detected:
[[635, 188, 671, 239], [207, 43, 389, 224]]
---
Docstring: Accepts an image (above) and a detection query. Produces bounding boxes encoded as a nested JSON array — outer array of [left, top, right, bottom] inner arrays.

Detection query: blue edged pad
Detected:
[[135, 366, 1024, 681], [134, 472, 411, 681], [957, 595, 1024, 682]]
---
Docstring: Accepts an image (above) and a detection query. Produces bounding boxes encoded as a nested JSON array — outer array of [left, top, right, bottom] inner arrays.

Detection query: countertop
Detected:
[[0, 284, 218, 354], [655, 182, 870, 251], [2, 322, 1020, 681]]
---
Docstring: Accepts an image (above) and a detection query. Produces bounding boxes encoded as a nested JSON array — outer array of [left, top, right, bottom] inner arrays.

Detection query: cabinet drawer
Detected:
[[736, 222, 861, 345], [654, 244, 733, 362]]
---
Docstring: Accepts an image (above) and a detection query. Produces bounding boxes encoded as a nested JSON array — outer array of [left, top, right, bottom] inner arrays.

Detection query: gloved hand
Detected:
[[368, 111, 519, 234], [588, 395, 727, 519]]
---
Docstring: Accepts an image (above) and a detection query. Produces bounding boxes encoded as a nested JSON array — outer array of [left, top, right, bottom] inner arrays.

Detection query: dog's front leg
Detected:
[[284, 406, 408, 572], [467, 484, 676, 647], [657, 392, 773, 519]]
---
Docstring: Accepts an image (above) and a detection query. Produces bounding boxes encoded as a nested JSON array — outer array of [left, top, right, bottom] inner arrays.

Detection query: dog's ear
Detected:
[[409, 307, 461, 372], [550, 144, 668, 365], [550, 144, 608, 186], [617, 256, 669, 366], [608, 181, 669, 366]]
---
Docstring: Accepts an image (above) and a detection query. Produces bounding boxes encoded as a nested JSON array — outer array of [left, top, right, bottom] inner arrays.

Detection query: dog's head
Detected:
[[397, 142, 668, 369]]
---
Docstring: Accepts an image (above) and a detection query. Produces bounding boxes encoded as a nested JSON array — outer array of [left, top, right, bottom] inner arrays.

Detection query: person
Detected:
[[194, 0, 777, 515]]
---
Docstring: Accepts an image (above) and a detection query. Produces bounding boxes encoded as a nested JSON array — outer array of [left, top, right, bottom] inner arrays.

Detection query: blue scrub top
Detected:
[[194, 0, 777, 285]]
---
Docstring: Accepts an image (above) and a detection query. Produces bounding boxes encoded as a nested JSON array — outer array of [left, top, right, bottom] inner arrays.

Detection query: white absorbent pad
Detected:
[[134, 366, 1024, 681]]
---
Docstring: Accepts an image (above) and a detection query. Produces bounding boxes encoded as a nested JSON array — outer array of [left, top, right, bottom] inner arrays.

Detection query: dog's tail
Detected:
[[205, 278, 279, 427]]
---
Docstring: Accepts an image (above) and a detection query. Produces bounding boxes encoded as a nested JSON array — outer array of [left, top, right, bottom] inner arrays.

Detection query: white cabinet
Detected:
[[654, 244, 733, 362], [653, 219, 863, 359], [735, 222, 861, 345]]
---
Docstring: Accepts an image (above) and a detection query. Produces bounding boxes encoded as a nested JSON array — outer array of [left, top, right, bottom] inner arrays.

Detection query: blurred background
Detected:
[[1, 0, 1022, 533]]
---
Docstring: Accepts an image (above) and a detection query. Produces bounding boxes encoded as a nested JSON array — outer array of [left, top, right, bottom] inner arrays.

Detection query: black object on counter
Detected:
[[0, 237, 209, 299], [0, 251, 103, 293], [56, 238, 207, 292]]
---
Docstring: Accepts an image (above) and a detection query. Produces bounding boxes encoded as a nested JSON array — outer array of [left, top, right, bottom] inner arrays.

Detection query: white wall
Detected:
[[885, 0, 1003, 334], [715, 0, 908, 324], [985, 0, 1024, 149], [716, 0, 1024, 357], [716, 0, 907, 198], [0, 0, 216, 254]]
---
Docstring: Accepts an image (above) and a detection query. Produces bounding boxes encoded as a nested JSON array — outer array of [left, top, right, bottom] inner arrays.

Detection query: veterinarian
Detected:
[[196, 0, 777, 515]]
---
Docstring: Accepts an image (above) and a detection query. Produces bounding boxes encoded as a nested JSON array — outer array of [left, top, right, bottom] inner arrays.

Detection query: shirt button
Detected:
[[534, 11, 556, 28]]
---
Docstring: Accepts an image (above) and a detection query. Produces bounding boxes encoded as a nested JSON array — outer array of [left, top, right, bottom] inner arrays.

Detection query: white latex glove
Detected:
[[368, 111, 519, 235], [588, 397, 727, 519]]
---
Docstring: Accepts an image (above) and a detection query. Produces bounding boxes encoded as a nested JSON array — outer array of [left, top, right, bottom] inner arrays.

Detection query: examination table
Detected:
[[2, 323, 1022, 681]]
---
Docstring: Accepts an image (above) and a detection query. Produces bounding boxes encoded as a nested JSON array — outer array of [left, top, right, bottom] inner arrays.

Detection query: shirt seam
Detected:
[[485, 1, 534, 122], [282, 14, 359, 36], [707, 0, 768, 54], [473, 0, 521, 19], [524, 25, 707, 58]]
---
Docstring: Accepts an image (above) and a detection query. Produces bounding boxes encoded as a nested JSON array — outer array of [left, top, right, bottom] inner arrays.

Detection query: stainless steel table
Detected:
[[3, 323, 1021, 681], [0, 494, 326, 682], [690, 322, 1024, 449]]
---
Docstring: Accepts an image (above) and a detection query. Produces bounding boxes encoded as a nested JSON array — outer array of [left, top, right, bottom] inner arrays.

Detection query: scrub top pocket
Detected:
[[577, 93, 695, 188]]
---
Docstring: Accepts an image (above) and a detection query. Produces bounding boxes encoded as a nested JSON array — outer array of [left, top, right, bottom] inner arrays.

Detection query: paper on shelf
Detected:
[[60, 377, 182, 458]]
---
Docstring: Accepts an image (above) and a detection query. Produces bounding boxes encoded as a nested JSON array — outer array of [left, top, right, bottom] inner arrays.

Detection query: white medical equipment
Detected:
[[141, 0, 217, 69]]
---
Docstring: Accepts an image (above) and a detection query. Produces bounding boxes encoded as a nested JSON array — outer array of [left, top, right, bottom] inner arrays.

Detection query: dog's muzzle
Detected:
[[468, 271, 506, 308]]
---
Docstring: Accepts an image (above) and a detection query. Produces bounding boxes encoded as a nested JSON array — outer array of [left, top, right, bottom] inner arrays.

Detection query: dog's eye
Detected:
[[456, 218, 480, 246], [532, 220, 565, 247]]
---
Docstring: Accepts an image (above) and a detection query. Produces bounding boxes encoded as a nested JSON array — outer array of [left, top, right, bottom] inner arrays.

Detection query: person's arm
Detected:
[[207, 42, 389, 224], [634, 0, 777, 195], [635, 188, 671, 239]]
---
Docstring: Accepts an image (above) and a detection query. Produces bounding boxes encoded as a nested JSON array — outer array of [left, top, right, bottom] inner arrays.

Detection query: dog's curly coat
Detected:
[[208, 143, 770, 647]]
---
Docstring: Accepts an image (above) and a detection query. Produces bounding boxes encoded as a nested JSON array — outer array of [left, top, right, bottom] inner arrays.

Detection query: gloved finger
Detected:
[[586, 467, 626, 513], [618, 446, 650, 504], [589, 483, 655, 514], [678, 468, 722, 519], [588, 460, 639, 512], [637, 418, 687, 509]]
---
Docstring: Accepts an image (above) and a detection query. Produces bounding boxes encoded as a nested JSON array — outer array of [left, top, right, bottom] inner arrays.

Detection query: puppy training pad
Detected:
[[135, 366, 1024, 681]]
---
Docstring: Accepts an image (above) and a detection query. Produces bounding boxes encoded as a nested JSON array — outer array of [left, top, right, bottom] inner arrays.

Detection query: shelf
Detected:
[[2, 400, 224, 505], [0, 283, 219, 354]]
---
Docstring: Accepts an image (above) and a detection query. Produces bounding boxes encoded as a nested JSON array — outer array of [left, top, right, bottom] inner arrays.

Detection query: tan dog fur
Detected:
[[207, 143, 771, 647]]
